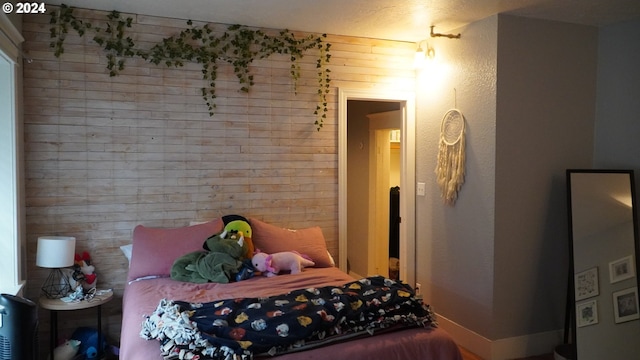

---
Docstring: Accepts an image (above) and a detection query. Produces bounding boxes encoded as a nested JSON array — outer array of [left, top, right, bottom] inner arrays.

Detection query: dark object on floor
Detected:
[[554, 344, 574, 360], [0, 294, 38, 360], [71, 327, 108, 359], [389, 186, 400, 259]]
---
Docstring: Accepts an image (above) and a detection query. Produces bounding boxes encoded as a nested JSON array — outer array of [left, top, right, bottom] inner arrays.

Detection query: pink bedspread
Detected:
[[120, 267, 462, 360]]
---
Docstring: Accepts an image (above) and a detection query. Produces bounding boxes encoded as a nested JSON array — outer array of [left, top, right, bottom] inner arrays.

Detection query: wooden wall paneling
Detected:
[[22, 6, 414, 348]]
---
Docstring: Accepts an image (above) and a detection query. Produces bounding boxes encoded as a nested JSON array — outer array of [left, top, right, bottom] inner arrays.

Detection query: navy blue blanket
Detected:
[[141, 276, 435, 359]]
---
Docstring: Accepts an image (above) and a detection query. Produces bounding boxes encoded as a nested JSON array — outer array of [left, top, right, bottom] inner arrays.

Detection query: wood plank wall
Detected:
[[22, 6, 415, 350]]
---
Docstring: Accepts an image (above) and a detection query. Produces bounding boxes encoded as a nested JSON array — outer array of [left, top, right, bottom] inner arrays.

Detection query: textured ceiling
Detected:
[[45, 0, 640, 42]]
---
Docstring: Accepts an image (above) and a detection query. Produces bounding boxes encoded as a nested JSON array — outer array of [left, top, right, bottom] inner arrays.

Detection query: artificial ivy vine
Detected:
[[49, 4, 332, 130]]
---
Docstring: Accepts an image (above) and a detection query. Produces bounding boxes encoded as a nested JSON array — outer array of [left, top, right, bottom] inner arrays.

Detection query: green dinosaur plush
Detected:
[[171, 230, 247, 283], [223, 220, 254, 259], [203, 230, 247, 259]]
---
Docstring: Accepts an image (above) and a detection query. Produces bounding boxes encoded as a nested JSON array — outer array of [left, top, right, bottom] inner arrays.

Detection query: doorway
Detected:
[[338, 88, 416, 288], [347, 103, 401, 279]]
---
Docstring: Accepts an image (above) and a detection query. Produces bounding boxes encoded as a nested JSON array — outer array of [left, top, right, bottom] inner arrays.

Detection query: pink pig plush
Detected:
[[252, 251, 315, 277]]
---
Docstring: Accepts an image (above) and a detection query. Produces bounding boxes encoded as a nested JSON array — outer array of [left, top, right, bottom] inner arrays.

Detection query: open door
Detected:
[[338, 88, 416, 287], [369, 128, 391, 277], [366, 110, 402, 278]]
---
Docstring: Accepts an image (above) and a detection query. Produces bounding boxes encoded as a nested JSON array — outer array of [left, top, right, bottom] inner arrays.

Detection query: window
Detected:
[[0, 13, 25, 295]]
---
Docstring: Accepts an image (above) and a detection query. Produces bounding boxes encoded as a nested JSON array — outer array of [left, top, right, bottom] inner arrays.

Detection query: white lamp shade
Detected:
[[36, 236, 76, 268]]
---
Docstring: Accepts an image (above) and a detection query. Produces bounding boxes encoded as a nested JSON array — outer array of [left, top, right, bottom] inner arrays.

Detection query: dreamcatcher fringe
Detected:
[[435, 130, 465, 205]]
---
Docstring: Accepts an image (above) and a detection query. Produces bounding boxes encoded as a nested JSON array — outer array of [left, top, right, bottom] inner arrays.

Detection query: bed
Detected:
[[120, 217, 463, 360]]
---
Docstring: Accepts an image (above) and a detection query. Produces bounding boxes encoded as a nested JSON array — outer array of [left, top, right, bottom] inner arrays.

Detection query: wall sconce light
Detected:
[[414, 40, 435, 68], [36, 236, 76, 298], [414, 26, 461, 69], [430, 25, 461, 39]]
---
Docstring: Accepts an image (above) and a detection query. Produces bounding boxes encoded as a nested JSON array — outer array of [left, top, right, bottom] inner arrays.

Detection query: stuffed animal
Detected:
[[51, 339, 81, 360], [72, 251, 97, 291], [172, 230, 250, 284], [223, 219, 255, 259], [252, 251, 315, 277], [203, 230, 247, 260], [71, 326, 107, 360]]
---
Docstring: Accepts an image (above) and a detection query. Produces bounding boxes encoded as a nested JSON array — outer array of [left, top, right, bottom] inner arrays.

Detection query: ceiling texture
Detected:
[[45, 0, 640, 42]]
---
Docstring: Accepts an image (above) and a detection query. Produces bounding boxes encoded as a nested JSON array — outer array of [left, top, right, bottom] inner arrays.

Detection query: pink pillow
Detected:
[[127, 219, 223, 281], [249, 218, 333, 267]]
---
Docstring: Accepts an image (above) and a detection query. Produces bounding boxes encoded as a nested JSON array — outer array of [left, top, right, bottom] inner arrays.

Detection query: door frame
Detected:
[[338, 88, 416, 287]]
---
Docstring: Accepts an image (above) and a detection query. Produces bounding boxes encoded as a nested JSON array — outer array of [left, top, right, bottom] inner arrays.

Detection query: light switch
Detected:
[[417, 182, 426, 196]]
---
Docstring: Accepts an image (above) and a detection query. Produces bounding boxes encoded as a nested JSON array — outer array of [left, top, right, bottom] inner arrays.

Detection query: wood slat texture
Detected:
[[22, 6, 415, 348]]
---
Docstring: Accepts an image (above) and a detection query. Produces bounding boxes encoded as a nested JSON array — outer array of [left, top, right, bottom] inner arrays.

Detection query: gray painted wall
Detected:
[[594, 19, 640, 171], [588, 18, 640, 360], [416, 14, 599, 342], [494, 15, 597, 339], [417, 15, 499, 337]]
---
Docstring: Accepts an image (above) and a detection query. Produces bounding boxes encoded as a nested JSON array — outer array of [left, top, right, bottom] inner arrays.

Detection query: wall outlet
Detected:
[[417, 182, 426, 196], [415, 282, 421, 295]]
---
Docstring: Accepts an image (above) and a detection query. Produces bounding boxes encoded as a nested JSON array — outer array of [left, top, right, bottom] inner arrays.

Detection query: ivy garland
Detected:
[[49, 4, 332, 130]]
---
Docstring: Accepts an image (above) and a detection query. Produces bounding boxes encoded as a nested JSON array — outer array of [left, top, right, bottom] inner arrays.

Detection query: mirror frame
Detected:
[[566, 169, 640, 358]]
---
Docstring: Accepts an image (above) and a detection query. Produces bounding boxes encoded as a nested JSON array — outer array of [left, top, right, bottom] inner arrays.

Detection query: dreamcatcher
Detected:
[[435, 109, 466, 205]]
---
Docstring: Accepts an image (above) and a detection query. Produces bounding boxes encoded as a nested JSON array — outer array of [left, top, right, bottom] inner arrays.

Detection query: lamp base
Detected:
[[41, 268, 72, 299]]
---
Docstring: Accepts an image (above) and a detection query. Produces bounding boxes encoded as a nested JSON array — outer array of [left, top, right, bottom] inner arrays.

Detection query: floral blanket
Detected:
[[140, 276, 436, 359]]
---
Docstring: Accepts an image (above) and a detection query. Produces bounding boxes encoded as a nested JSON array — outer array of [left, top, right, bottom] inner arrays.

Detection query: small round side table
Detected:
[[39, 289, 113, 360]]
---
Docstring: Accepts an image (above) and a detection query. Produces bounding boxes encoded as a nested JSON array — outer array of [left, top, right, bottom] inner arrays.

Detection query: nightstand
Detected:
[[39, 289, 113, 360]]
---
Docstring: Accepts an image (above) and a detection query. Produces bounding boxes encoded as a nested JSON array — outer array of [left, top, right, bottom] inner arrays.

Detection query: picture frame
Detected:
[[576, 299, 599, 327], [609, 255, 636, 284], [575, 267, 599, 301], [613, 287, 639, 324]]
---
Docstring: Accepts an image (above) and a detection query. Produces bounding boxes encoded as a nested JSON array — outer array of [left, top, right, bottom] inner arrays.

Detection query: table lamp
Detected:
[[36, 236, 76, 299]]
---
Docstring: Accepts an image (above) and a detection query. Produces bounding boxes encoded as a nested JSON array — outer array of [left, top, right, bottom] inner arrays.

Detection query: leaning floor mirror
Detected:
[[567, 170, 640, 359]]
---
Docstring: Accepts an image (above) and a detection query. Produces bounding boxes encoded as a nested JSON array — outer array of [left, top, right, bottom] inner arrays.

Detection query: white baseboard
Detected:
[[436, 313, 564, 360]]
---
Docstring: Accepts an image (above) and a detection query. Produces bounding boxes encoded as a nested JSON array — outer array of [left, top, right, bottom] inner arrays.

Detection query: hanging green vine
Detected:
[[49, 4, 331, 130]]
